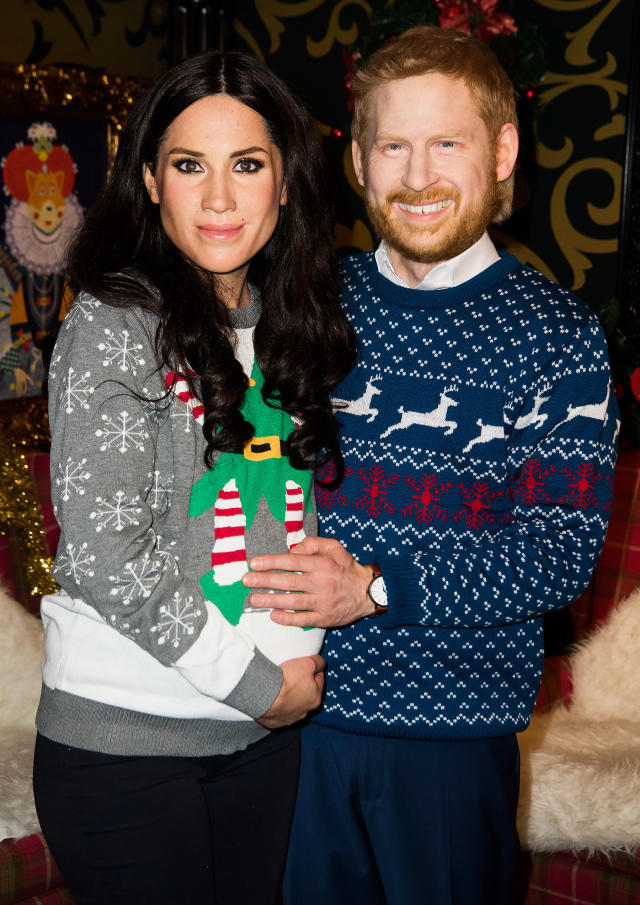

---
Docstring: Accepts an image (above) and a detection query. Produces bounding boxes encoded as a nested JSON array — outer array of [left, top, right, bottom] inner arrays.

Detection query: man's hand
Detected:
[[242, 536, 375, 628], [257, 655, 325, 729]]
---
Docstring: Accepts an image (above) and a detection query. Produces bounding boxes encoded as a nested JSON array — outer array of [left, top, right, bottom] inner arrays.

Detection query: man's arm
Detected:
[[243, 318, 618, 630]]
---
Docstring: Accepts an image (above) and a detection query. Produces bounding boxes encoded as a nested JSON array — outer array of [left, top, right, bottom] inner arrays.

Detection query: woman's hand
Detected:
[[256, 654, 325, 729]]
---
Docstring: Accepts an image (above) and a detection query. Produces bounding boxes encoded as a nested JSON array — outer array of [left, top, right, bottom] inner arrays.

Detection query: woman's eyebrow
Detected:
[[230, 146, 268, 158], [166, 146, 204, 156]]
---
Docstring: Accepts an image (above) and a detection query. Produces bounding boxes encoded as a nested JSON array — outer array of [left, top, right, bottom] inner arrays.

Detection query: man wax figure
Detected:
[[242, 25, 619, 905]]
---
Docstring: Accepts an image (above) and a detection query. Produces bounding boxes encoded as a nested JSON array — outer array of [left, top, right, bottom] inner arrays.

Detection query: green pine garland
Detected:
[[352, 0, 547, 101]]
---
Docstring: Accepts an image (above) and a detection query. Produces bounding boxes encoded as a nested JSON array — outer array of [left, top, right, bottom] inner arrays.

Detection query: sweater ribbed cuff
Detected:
[[372, 554, 424, 628], [222, 647, 284, 718]]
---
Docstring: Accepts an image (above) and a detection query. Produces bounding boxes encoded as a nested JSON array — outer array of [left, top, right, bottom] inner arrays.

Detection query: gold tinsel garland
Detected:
[[0, 432, 58, 600]]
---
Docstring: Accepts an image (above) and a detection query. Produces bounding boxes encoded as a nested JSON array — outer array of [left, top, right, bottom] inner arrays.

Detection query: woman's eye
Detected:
[[233, 158, 263, 174], [173, 158, 203, 174]]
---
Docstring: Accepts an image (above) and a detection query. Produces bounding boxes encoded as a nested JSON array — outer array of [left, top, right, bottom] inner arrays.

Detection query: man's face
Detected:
[[353, 72, 517, 287]]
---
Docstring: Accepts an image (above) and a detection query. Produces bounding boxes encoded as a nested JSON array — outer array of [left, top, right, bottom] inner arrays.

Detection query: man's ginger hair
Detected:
[[351, 25, 518, 223]]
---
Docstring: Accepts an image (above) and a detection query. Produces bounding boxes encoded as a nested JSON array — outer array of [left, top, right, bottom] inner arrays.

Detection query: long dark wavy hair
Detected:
[[67, 51, 356, 484]]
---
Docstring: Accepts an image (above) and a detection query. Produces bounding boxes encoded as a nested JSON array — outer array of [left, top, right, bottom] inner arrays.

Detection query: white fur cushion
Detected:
[[517, 586, 640, 855], [0, 583, 44, 839]]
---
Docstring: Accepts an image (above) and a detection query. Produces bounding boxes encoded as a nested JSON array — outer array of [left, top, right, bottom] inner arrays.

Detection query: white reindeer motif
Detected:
[[558, 382, 610, 429], [381, 389, 458, 439], [514, 392, 549, 430], [613, 419, 622, 444], [333, 376, 381, 423], [462, 419, 504, 453]]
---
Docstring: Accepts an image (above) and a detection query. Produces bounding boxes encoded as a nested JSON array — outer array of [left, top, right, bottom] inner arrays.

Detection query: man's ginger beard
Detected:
[[364, 169, 501, 265]]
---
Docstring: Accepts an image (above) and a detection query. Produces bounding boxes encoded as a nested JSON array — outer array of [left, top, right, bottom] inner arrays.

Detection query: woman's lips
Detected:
[[198, 224, 244, 239]]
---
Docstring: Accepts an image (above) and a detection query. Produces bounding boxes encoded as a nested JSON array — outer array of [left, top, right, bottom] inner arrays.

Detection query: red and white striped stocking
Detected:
[[285, 480, 306, 549], [211, 478, 247, 585]]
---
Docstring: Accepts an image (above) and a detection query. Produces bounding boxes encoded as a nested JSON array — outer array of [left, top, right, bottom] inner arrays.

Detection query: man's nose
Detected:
[[402, 150, 439, 193]]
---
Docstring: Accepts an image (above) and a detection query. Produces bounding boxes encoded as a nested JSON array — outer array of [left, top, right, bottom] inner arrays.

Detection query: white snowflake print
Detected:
[[98, 327, 146, 374], [64, 295, 102, 330], [95, 410, 149, 454], [151, 593, 202, 648], [48, 352, 62, 382], [154, 532, 180, 576], [61, 366, 94, 414], [170, 403, 196, 434], [109, 552, 161, 603], [56, 456, 91, 501], [146, 470, 174, 510], [89, 491, 142, 532], [57, 541, 96, 584], [141, 388, 170, 425]]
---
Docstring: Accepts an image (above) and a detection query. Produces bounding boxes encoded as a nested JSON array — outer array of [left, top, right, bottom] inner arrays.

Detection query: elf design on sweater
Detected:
[[167, 358, 313, 629]]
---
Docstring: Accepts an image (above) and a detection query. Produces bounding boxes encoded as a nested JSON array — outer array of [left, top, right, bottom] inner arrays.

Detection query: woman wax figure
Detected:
[[32, 49, 356, 905]]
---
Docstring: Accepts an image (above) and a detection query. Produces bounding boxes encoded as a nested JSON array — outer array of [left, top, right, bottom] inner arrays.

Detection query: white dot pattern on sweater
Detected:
[[314, 253, 618, 740]]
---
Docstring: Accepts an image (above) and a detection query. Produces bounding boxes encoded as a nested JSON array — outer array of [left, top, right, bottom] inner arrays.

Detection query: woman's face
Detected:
[[143, 94, 286, 282]]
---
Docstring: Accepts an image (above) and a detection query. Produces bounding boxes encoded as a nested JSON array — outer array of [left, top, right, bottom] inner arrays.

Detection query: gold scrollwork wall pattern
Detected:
[[524, 0, 631, 302]]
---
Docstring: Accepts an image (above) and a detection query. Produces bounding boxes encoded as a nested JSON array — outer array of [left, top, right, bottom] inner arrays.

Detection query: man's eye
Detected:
[[234, 158, 263, 173], [385, 144, 403, 152], [173, 158, 203, 173], [440, 141, 455, 149]]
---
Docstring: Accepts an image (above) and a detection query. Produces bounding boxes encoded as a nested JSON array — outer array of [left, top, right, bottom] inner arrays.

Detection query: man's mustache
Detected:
[[385, 189, 460, 206]]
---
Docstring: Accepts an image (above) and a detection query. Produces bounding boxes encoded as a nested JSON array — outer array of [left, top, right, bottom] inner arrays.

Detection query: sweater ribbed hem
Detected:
[[36, 684, 268, 757], [311, 708, 529, 741]]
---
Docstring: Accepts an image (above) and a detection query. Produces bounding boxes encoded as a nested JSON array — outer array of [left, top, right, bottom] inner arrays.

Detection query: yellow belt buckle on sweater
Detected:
[[243, 435, 282, 461]]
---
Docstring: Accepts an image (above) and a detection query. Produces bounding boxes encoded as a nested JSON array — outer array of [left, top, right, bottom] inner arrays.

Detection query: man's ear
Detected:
[[352, 140, 365, 189], [496, 123, 519, 182], [142, 164, 159, 204]]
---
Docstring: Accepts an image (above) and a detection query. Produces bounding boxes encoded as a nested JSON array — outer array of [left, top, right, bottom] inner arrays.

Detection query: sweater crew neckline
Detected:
[[227, 283, 262, 328], [359, 251, 521, 311]]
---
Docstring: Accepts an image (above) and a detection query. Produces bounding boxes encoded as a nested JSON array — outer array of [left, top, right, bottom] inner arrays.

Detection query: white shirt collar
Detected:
[[374, 232, 499, 290]]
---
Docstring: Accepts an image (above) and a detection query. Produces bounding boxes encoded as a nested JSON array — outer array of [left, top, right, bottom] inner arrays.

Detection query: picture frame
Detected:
[[0, 62, 147, 439]]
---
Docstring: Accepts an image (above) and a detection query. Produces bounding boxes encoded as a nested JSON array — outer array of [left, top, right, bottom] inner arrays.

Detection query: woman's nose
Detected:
[[201, 171, 236, 214]]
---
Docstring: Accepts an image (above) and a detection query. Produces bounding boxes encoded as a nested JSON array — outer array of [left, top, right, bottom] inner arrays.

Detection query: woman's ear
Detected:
[[280, 179, 287, 206], [142, 164, 159, 204]]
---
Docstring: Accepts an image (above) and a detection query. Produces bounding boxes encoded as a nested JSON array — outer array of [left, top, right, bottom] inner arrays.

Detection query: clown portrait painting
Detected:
[[0, 117, 107, 400]]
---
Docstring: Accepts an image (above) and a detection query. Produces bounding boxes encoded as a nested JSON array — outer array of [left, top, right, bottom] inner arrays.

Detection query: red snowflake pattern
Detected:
[[512, 459, 556, 506], [454, 482, 501, 530], [559, 462, 601, 509], [316, 461, 352, 509], [353, 465, 400, 517], [402, 473, 451, 523]]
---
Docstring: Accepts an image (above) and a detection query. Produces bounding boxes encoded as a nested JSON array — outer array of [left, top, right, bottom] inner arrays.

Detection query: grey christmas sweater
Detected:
[[36, 288, 323, 757]]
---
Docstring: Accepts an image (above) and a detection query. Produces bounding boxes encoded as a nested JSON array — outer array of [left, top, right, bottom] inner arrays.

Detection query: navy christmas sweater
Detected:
[[314, 251, 618, 740]]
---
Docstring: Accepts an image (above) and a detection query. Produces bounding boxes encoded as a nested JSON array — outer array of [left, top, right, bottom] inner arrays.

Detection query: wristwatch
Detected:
[[366, 562, 388, 616]]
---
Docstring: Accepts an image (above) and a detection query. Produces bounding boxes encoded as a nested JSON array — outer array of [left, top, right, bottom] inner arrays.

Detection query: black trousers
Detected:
[[33, 728, 300, 905]]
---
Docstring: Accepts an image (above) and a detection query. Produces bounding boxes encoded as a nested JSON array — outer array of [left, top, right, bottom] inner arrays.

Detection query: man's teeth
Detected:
[[399, 200, 452, 214]]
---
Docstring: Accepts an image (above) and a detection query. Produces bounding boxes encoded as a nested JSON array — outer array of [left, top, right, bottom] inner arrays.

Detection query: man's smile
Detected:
[[398, 200, 453, 215]]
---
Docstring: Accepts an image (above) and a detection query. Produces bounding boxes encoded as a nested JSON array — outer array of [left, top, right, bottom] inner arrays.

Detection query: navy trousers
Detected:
[[34, 728, 300, 905], [283, 723, 521, 905]]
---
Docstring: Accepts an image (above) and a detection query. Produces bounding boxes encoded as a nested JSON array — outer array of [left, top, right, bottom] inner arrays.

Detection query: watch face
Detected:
[[369, 575, 388, 608]]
